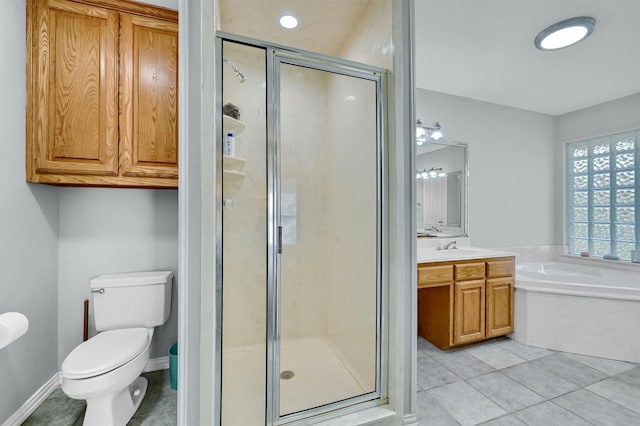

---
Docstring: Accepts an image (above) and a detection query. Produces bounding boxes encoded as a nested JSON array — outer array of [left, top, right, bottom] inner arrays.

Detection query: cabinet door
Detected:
[[486, 277, 514, 338], [453, 280, 485, 345], [119, 14, 178, 179], [29, 0, 119, 178]]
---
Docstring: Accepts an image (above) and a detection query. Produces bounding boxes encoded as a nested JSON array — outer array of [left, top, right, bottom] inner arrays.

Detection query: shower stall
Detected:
[[216, 34, 386, 425]]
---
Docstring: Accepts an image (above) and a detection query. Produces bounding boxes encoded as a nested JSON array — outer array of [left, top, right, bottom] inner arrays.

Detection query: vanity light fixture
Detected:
[[416, 119, 445, 145], [534, 16, 596, 51], [279, 13, 300, 29], [416, 167, 446, 179]]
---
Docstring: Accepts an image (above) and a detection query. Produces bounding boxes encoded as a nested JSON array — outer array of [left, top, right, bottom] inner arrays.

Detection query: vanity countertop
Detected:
[[418, 246, 516, 263]]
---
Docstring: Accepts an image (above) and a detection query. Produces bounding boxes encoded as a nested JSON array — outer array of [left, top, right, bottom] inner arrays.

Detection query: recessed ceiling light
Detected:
[[279, 13, 299, 29], [534, 16, 596, 51]]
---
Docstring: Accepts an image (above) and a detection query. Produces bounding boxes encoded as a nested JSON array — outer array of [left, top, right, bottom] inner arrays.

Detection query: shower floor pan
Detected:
[[221, 336, 368, 425]]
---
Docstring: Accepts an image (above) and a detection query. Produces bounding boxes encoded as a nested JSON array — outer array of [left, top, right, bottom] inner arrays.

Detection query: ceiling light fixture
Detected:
[[416, 119, 445, 145], [534, 16, 596, 51], [279, 13, 299, 29]]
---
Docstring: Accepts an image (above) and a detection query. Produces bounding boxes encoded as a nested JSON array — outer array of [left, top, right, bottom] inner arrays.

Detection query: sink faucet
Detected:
[[443, 240, 457, 250]]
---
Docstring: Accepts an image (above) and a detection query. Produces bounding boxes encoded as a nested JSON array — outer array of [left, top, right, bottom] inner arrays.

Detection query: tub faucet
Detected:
[[443, 240, 457, 250], [426, 225, 441, 232]]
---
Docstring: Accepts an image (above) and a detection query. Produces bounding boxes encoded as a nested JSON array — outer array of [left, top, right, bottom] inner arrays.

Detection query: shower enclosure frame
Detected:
[[215, 32, 388, 426]]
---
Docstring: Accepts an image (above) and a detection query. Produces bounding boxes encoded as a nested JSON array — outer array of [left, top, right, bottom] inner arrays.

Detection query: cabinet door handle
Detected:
[[277, 226, 283, 254]]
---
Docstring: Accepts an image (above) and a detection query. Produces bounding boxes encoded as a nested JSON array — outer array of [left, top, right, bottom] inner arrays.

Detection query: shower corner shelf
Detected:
[[223, 155, 246, 199], [223, 115, 246, 136], [223, 155, 246, 172], [221, 115, 246, 200]]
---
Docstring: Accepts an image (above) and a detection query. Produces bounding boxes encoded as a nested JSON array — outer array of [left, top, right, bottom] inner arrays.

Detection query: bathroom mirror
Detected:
[[416, 142, 467, 237]]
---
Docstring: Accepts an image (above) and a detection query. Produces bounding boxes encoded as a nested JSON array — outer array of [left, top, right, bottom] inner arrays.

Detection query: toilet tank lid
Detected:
[[90, 271, 173, 288]]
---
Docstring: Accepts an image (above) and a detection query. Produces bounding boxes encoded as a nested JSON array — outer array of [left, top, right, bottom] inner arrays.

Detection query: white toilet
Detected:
[[61, 271, 173, 426]]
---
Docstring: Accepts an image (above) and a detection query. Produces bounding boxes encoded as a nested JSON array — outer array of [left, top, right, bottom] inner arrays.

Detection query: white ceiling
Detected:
[[415, 0, 640, 116], [219, 0, 373, 57]]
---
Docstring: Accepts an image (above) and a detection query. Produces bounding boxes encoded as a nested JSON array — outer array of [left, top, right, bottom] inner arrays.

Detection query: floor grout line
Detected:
[[417, 338, 640, 426]]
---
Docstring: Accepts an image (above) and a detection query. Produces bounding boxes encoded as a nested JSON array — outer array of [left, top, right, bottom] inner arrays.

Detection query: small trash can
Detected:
[[169, 342, 178, 390]]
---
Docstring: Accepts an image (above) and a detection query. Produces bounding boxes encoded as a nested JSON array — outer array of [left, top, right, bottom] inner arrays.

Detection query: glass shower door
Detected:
[[218, 36, 384, 425], [275, 59, 381, 419]]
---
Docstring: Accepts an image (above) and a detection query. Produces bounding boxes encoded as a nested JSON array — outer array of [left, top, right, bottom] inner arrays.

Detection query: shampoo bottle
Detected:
[[225, 133, 235, 156]]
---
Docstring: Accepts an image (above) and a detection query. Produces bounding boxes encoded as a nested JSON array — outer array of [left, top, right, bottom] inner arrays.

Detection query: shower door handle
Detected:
[[277, 226, 283, 254]]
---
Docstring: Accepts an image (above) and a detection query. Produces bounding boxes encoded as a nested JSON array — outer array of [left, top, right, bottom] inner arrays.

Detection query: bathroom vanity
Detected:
[[417, 252, 515, 349]]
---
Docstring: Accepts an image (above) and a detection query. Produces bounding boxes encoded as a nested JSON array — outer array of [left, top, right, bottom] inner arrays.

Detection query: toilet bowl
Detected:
[[62, 328, 152, 425], [60, 271, 173, 426]]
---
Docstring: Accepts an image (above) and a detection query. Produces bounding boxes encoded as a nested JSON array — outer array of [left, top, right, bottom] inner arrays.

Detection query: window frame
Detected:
[[564, 128, 640, 260]]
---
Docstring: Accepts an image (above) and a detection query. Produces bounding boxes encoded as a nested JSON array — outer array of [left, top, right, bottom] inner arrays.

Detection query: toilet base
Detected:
[[83, 376, 148, 426]]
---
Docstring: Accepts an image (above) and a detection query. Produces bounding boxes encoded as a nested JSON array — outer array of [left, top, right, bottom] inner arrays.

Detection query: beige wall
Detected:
[[221, 43, 330, 349], [221, 42, 269, 349], [324, 73, 379, 390], [324, 0, 392, 391], [340, 0, 393, 71], [279, 65, 330, 341]]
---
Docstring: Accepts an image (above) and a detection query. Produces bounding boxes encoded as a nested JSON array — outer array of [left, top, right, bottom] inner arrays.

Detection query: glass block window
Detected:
[[567, 131, 639, 260]]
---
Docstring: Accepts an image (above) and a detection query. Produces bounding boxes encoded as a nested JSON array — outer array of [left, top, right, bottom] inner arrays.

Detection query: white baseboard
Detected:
[[144, 355, 170, 372], [2, 357, 169, 426], [403, 413, 418, 425], [2, 372, 61, 426]]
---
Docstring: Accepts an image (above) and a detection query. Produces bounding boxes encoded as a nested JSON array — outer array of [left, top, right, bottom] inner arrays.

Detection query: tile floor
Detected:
[[22, 370, 176, 426], [20, 338, 640, 426], [417, 336, 640, 426]]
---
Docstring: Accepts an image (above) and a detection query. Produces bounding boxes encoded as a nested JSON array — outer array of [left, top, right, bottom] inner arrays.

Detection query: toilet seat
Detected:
[[62, 328, 149, 380]]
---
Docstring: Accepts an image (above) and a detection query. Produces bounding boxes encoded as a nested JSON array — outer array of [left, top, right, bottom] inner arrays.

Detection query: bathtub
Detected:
[[515, 260, 640, 363]]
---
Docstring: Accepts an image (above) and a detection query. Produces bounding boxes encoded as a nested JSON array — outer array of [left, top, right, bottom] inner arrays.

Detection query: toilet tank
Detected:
[[90, 271, 173, 332]]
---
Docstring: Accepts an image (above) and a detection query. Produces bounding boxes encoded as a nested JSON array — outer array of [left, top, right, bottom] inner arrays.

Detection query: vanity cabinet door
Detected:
[[486, 277, 514, 338], [453, 279, 485, 345]]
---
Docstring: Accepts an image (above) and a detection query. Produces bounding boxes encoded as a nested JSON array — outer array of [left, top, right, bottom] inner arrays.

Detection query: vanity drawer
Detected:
[[455, 262, 485, 281], [418, 264, 453, 287], [486, 259, 515, 278]]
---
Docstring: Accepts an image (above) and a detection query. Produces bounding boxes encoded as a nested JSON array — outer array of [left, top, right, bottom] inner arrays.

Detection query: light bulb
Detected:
[[416, 126, 427, 143], [540, 26, 588, 50], [279, 14, 299, 29]]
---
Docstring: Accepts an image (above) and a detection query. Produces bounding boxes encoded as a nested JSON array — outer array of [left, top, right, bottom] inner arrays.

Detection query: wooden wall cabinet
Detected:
[[418, 257, 515, 350], [27, 0, 178, 188]]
